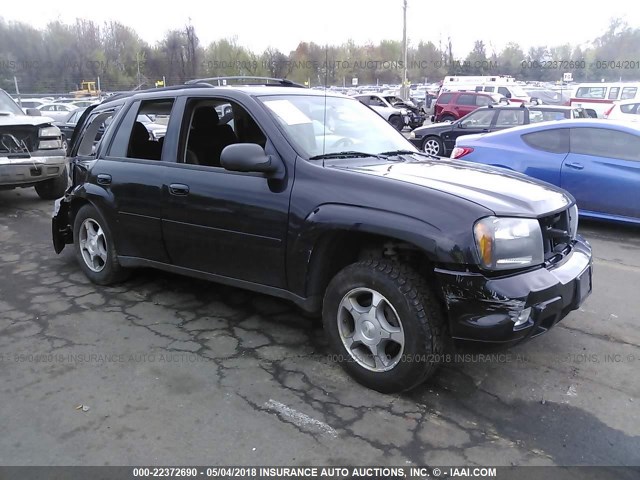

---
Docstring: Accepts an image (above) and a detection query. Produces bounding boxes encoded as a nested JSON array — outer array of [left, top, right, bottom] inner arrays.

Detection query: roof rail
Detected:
[[101, 84, 213, 104], [185, 76, 306, 88]]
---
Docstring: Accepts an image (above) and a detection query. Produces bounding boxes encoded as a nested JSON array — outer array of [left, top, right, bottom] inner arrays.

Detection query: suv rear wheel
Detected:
[[440, 114, 456, 122], [34, 167, 68, 200], [322, 258, 445, 393], [73, 204, 129, 285]]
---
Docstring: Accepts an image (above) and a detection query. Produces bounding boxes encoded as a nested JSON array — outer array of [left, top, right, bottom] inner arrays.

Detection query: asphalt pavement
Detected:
[[0, 188, 638, 468]]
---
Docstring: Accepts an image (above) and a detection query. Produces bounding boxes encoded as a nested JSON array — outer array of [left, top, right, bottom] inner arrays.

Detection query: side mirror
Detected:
[[221, 143, 282, 177], [457, 122, 465, 129], [26, 108, 41, 116]]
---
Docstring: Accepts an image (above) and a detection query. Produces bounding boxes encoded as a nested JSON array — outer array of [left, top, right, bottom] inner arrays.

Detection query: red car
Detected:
[[432, 91, 506, 122]]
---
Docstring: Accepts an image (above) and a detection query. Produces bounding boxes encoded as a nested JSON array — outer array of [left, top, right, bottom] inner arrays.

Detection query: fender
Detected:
[[286, 203, 473, 299]]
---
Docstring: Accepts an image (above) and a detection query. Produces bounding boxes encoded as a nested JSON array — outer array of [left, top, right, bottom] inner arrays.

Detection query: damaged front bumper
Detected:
[[436, 235, 593, 345], [0, 150, 67, 187]]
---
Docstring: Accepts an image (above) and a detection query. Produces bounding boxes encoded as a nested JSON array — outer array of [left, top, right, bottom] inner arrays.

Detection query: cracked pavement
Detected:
[[0, 188, 638, 467]]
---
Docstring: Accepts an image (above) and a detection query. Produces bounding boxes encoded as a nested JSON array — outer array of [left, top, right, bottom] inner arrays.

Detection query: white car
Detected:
[[37, 103, 79, 121], [604, 99, 640, 123], [353, 93, 409, 130]]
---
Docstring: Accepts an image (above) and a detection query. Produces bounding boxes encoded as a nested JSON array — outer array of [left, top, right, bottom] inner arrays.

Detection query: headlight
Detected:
[[38, 139, 62, 149], [568, 204, 579, 239], [39, 126, 61, 137], [474, 217, 544, 270]]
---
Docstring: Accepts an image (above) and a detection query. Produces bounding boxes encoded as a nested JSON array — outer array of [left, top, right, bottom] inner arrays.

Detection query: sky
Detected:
[[1, 0, 639, 56]]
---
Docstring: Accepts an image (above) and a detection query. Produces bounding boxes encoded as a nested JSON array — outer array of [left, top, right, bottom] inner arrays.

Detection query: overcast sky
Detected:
[[2, 0, 638, 56]]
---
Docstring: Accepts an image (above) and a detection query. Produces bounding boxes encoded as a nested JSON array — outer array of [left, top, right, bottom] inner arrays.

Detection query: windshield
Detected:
[[261, 95, 415, 159], [0, 90, 25, 115]]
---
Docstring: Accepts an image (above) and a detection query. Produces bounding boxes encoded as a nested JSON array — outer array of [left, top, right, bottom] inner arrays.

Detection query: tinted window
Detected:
[[460, 110, 494, 128], [620, 103, 640, 114], [495, 109, 525, 127], [522, 129, 569, 154], [76, 110, 119, 157], [457, 94, 476, 106], [498, 87, 511, 98], [484, 86, 495, 93], [570, 127, 640, 162], [437, 93, 453, 104], [475, 95, 493, 106], [621, 87, 638, 100], [608, 87, 620, 100]]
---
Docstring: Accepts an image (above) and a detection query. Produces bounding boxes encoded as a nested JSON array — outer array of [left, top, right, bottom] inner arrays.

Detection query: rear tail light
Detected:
[[603, 105, 615, 118], [451, 147, 474, 159]]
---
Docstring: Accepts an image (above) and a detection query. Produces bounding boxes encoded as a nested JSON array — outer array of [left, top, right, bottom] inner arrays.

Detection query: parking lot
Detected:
[[0, 188, 638, 467]]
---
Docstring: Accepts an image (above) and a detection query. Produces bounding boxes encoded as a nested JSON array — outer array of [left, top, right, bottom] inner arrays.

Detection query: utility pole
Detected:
[[402, 0, 408, 99]]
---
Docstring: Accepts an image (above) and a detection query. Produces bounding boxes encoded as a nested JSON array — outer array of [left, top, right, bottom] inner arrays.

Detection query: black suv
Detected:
[[410, 105, 590, 157], [52, 77, 593, 393]]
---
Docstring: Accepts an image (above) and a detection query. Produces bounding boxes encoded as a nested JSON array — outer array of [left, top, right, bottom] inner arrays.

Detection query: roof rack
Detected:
[[101, 84, 213, 104], [185, 76, 306, 88]]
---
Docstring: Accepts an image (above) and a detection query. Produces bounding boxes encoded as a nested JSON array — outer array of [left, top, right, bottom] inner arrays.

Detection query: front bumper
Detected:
[[436, 236, 592, 346], [0, 151, 67, 187]]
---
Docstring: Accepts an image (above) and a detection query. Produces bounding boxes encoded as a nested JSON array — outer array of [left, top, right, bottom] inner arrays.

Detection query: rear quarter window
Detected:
[[522, 128, 569, 154]]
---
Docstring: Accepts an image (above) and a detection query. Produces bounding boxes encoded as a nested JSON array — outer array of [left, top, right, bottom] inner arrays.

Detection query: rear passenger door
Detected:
[[94, 98, 178, 263], [562, 127, 640, 219], [456, 94, 477, 118]]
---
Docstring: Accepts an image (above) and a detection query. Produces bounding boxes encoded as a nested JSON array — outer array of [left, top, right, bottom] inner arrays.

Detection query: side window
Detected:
[[108, 99, 173, 160], [437, 93, 453, 104], [76, 110, 119, 157], [522, 129, 569, 154], [368, 96, 386, 107], [484, 86, 495, 93], [608, 87, 620, 100], [570, 127, 640, 162], [621, 87, 638, 100], [460, 110, 494, 128], [181, 98, 267, 168], [495, 109, 525, 127], [575, 87, 605, 99], [498, 87, 511, 98], [620, 103, 640, 114], [457, 94, 476, 106], [475, 95, 493, 106]]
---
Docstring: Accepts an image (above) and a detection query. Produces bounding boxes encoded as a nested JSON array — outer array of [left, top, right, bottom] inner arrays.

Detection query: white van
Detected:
[[570, 82, 640, 117]]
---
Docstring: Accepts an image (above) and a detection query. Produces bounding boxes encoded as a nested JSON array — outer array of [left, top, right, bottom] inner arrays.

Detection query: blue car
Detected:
[[451, 119, 640, 224]]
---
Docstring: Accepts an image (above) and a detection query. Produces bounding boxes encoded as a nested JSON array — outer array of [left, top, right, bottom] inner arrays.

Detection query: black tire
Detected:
[[422, 136, 444, 156], [389, 115, 404, 131], [322, 258, 445, 393], [441, 114, 456, 122], [62, 135, 69, 156], [73, 204, 129, 285], [34, 167, 68, 200]]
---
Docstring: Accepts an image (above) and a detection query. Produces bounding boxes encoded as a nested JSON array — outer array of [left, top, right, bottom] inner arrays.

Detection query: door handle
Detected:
[[96, 174, 111, 185], [565, 162, 584, 170], [169, 183, 190, 196]]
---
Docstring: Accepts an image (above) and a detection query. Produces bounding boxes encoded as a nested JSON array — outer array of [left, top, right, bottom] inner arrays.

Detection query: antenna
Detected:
[[322, 45, 328, 157]]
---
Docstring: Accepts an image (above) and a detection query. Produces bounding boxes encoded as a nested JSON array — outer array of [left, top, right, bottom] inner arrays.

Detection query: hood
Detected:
[[332, 158, 571, 217], [0, 114, 53, 127]]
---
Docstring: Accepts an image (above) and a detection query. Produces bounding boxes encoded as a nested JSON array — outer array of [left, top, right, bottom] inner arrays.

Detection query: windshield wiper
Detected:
[[309, 151, 385, 160], [377, 149, 439, 159]]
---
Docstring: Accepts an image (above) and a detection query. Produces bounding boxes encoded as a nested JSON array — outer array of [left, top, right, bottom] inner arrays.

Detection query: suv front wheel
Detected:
[[322, 258, 445, 393]]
